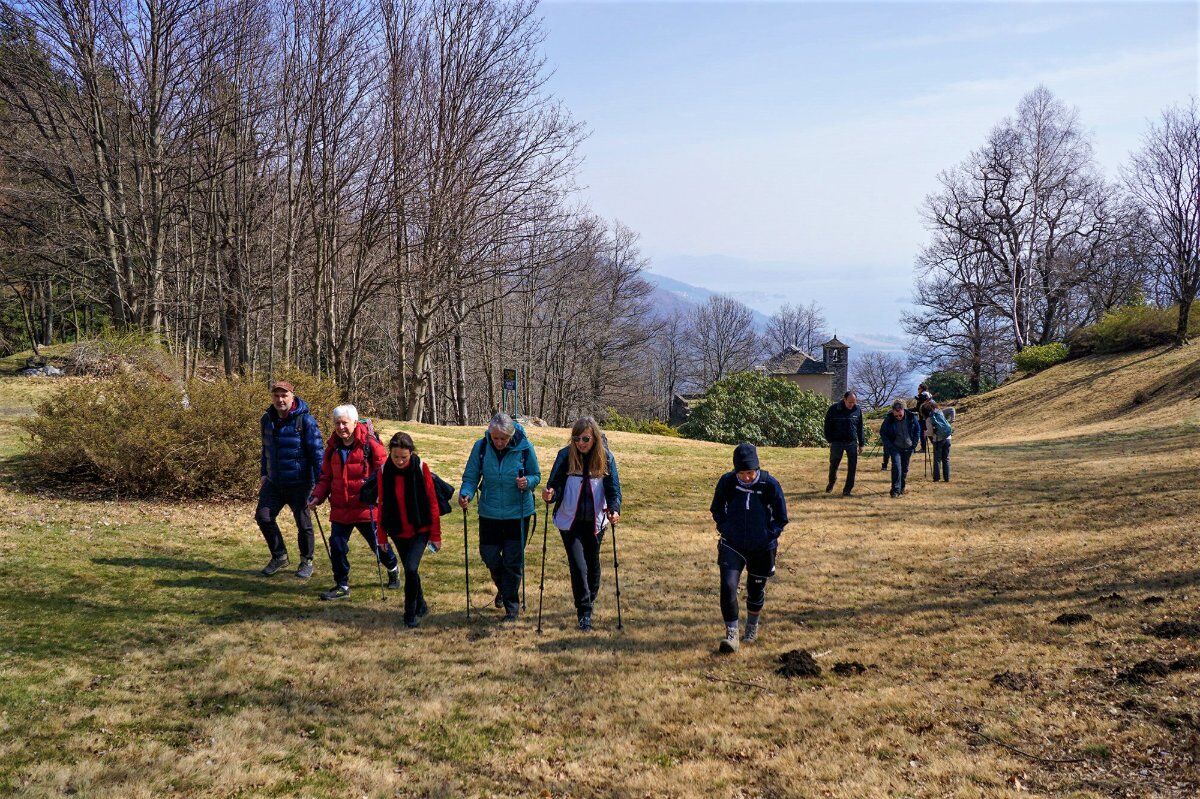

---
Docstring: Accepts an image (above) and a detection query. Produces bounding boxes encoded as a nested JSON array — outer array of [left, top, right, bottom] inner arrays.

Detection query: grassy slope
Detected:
[[1, 348, 1199, 798]]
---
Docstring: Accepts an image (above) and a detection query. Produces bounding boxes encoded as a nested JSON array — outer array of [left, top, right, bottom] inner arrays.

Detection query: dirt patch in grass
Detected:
[[777, 649, 821, 678], [1052, 612, 1093, 625], [991, 670, 1041, 691], [832, 661, 868, 676], [1150, 620, 1200, 638]]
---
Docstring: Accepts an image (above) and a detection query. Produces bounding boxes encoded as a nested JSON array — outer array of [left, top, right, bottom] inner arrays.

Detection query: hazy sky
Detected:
[[538, 1, 1199, 339]]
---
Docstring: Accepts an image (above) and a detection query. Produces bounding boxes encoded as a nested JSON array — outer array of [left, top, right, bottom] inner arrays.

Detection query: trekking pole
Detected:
[[610, 519, 624, 631], [462, 505, 471, 620], [370, 506, 386, 602], [536, 500, 549, 634], [924, 444, 929, 479], [521, 512, 530, 612], [312, 504, 332, 563]]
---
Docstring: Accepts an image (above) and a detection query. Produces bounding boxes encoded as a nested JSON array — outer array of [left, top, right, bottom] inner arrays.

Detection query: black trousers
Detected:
[[388, 533, 429, 622], [828, 443, 858, 492], [560, 525, 605, 617], [256, 480, 314, 560], [718, 541, 775, 624], [479, 516, 529, 614]]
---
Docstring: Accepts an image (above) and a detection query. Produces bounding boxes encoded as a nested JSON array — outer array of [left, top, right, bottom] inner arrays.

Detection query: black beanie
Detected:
[[733, 442, 759, 471]]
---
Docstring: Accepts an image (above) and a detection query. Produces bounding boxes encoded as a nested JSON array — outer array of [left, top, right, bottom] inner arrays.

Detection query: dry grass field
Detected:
[[1, 346, 1198, 798]]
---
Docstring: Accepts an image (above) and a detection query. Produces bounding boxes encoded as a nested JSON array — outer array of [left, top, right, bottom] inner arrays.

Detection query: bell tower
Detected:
[[822, 335, 849, 398]]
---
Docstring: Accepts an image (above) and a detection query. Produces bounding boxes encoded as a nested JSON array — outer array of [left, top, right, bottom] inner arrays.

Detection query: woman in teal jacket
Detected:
[[459, 412, 541, 621]]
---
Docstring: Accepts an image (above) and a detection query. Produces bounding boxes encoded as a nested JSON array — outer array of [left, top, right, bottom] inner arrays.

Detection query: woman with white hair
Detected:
[[459, 412, 541, 622], [308, 404, 400, 600]]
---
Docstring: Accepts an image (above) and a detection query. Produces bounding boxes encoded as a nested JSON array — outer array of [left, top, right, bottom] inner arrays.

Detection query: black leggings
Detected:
[[478, 517, 529, 614], [718, 541, 775, 624], [560, 525, 605, 616], [388, 533, 429, 622]]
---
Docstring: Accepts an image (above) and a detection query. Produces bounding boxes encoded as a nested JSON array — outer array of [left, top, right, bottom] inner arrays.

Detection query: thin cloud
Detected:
[[869, 13, 1091, 50]]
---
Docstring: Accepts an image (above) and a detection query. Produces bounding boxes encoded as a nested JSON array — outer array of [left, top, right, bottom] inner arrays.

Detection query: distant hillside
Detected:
[[953, 345, 1200, 444]]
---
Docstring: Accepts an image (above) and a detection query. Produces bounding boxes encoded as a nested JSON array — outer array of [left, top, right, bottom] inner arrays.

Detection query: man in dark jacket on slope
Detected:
[[710, 443, 788, 654], [824, 391, 865, 496], [880, 399, 921, 498], [257, 381, 325, 578]]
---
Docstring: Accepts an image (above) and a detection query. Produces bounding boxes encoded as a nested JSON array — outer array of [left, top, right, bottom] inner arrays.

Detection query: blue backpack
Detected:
[[931, 410, 953, 439]]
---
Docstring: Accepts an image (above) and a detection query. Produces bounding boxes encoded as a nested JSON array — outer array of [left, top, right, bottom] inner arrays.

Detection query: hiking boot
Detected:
[[890, 490, 899, 499], [403, 617, 419, 629], [578, 613, 593, 632], [500, 611, 519, 624], [416, 599, 430, 619], [295, 559, 314, 580], [743, 620, 759, 643], [718, 628, 740, 654], [261, 554, 290, 576], [319, 585, 350, 601], [825, 481, 834, 494], [842, 488, 853, 497], [387, 568, 400, 590], [494, 591, 504, 609]]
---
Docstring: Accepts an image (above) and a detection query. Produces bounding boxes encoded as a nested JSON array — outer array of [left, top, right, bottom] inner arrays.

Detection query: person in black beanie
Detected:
[[709, 442, 788, 653]]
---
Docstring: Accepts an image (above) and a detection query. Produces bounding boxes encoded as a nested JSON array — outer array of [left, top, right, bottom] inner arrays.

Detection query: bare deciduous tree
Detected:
[[851, 351, 908, 411]]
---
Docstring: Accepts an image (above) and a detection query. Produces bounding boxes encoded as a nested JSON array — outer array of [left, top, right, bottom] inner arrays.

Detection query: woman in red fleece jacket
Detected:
[[307, 405, 399, 601], [378, 431, 454, 627]]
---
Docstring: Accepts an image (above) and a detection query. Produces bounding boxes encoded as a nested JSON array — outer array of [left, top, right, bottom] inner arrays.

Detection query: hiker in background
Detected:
[[880, 399, 921, 498], [459, 412, 541, 622], [926, 401, 955, 483], [257, 380, 324, 579], [543, 417, 622, 632], [915, 383, 934, 453], [308, 405, 400, 601], [710, 443, 788, 653], [378, 432, 456, 627], [824, 390, 865, 496]]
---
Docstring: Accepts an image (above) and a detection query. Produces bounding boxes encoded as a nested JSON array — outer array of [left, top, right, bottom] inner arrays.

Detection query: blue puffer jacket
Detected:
[[459, 423, 541, 520], [260, 397, 324, 487], [879, 409, 921, 456], [710, 469, 788, 553]]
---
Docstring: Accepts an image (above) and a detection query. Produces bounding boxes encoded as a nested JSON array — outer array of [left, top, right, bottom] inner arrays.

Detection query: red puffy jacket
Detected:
[[311, 424, 387, 525]]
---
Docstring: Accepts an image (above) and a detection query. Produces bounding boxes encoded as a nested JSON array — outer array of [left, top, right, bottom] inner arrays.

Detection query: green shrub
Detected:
[[64, 331, 177, 379], [603, 408, 681, 437], [1068, 304, 1200, 356], [679, 372, 827, 447], [22, 370, 341, 498], [1013, 342, 1068, 373], [925, 369, 997, 400]]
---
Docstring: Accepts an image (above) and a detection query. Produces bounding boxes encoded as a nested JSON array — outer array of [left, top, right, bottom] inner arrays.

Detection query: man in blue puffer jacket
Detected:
[[257, 381, 325, 578], [710, 442, 788, 654]]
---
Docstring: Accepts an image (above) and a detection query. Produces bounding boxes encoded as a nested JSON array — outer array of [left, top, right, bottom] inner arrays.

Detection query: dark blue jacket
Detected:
[[260, 397, 324, 487], [710, 469, 788, 553], [879, 409, 921, 456], [824, 401, 865, 446]]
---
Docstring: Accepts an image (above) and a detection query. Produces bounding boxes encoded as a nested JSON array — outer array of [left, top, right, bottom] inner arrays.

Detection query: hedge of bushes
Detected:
[[22, 369, 340, 498], [1068, 304, 1199, 356], [602, 408, 681, 437], [1013, 342, 1069, 374]]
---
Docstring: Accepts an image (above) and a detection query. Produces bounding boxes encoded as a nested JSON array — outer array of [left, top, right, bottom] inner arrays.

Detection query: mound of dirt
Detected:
[[1094, 592, 1126, 606], [1150, 621, 1200, 639], [1142, 596, 1165, 605], [832, 661, 868, 676], [991, 670, 1040, 691], [777, 649, 821, 678], [1118, 659, 1171, 684], [1052, 612, 1092, 625]]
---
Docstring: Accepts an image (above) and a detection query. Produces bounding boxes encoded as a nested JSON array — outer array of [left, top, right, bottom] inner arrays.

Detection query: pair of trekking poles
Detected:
[[461, 500, 624, 633]]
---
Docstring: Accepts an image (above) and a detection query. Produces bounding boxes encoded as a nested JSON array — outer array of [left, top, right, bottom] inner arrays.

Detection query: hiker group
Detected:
[[257, 380, 620, 632], [255, 379, 952, 650]]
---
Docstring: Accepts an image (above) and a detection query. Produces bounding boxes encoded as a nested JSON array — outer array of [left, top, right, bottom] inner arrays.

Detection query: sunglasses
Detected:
[[573, 435, 593, 443]]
